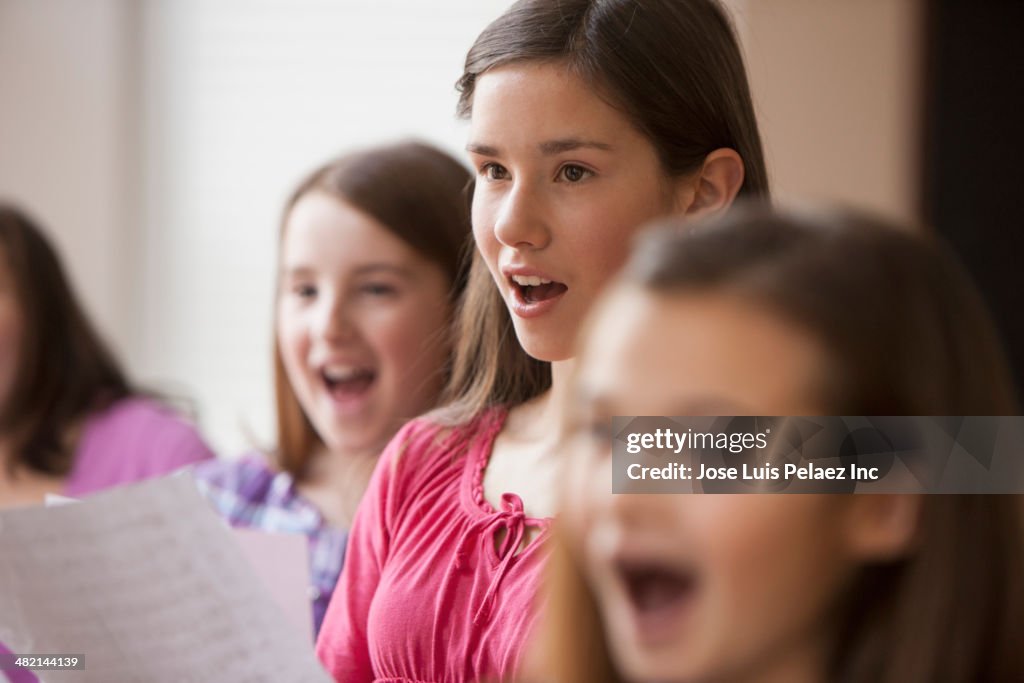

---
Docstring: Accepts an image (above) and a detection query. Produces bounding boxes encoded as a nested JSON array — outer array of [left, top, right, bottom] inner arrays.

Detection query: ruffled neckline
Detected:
[[461, 407, 553, 530]]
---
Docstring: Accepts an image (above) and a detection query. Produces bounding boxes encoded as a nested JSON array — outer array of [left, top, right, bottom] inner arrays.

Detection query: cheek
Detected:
[[701, 498, 849, 630], [569, 193, 666, 276], [561, 434, 611, 542], [276, 305, 311, 379], [472, 201, 500, 265], [366, 299, 451, 379]]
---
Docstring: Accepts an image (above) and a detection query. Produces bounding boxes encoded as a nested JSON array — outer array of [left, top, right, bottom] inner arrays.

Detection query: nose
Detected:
[[314, 291, 359, 346], [492, 181, 550, 250]]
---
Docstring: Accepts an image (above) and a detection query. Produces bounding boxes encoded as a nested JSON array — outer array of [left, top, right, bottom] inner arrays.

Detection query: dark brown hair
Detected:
[[543, 205, 1024, 683], [444, 0, 771, 422], [0, 205, 131, 476], [274, 141, 473, 478]]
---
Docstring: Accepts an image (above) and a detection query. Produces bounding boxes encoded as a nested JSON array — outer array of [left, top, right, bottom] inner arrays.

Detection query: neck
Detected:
[[545, 358, 576, 433], [505, 358, 576, 449], [732, 626, 829, 683], [300, 442, 380, 485], [295, 443, 383, 528]]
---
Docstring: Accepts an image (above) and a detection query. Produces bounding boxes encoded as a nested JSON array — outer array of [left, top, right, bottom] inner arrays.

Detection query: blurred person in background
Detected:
[[193, 141, 472, 637], [545, 206, 1024, 683], [0, 205, 215, 509]]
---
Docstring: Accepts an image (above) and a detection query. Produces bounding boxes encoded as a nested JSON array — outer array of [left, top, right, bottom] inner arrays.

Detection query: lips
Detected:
[[503, 267, 568, 318], [320, 364, 377, 413], [614, 559, 699, 645]]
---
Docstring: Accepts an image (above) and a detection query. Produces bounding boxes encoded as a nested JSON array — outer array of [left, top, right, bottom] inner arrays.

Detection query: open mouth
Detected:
[[617, 560, 699, 628], [321, 365, 377, 402], [510, 274, 568, 305]]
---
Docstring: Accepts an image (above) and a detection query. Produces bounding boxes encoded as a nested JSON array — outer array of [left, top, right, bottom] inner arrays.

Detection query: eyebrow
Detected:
[[466, 138, 614, 157], [667, 397, 750, 416], [539, 138, 614, 155], [577, 387, 749, 418], [281, 263, 415, 279]]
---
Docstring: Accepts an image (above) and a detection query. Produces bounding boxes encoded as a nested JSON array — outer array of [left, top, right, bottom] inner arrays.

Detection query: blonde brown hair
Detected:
[[274, 142, 472, 478], [442, 0, 770, 423], [542, 207, 1024, 682]]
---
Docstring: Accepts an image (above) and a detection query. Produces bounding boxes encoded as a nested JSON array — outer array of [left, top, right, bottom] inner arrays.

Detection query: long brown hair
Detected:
[[0, 205, 131, 476], [443, 0, 771, 423], [543, 206, 1024, 682], [273, 141, 473, 478]]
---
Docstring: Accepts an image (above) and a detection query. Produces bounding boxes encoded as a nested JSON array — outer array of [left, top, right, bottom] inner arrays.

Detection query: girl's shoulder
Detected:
[[191, 452, 277, 499], [82, 396, 213, 458], [388, 407, 508, 474], [191, 453, 317, 532], [68, 396, 216, 495]]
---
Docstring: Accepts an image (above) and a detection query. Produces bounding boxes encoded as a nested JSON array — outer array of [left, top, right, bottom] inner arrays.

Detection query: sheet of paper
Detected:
[[42, 494, 77, 507], [230, 528, 313, 644], [41, 485, 316, 644], [0, 476, 331, 682]]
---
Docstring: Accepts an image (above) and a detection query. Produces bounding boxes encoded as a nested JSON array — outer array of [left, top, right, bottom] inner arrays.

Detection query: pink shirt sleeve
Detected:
[[315, 420, 412, 682], [66, 397, 216, 497]]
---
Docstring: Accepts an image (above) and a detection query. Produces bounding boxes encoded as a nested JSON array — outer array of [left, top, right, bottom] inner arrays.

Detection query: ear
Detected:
[[843, 495, 922, 562], [675, 148, 745, 219]]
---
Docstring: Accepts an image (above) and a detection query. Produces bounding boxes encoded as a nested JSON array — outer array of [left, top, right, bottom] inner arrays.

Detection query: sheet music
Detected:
[[0, 476, 330, 682], [231, 528, 314, 644]]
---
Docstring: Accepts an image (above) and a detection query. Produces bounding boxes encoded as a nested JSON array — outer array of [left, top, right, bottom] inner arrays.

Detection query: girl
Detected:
[[193, 141, 472, 636], [316, 0, 768, 680], [547, 206, 1024, 683], [0, 205, 214, 509]]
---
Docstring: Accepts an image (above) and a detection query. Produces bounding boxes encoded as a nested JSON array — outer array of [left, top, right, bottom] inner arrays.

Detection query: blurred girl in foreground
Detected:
[[0, 205, 214, 510], [548, 207, 1024, 683], [194, 141, 471, 636]]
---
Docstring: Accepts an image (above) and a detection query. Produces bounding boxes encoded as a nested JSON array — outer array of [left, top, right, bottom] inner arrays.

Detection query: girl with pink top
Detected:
[[315, 1, 770, 681], [0, 205, 214, 510]]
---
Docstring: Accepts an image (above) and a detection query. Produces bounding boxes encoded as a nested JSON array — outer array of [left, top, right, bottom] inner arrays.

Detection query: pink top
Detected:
[[64, 397, 215, 497], [316, 409, 553, 683]]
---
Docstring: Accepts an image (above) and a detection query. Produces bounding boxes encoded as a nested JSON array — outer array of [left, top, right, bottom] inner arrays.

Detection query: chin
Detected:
[[320, 420, 385, 454], [513, 325, 575, 363], [614, 649, 694, 683]]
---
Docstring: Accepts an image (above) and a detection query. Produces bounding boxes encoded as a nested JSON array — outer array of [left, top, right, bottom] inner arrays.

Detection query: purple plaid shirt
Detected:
[[191, 455, 348, 636]]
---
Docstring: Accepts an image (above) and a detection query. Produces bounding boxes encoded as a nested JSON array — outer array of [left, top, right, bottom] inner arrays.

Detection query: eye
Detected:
[[480, 162, 509, 181], [557, 164, 593, 183], [359, 282, 398, 297], [291, 283, 317, 300], [588, 420, 615, 445]]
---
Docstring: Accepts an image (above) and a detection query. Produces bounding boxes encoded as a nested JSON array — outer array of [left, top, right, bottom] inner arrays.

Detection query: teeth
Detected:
[[322, 365, 369, 382], [511, 275, 553, 287]]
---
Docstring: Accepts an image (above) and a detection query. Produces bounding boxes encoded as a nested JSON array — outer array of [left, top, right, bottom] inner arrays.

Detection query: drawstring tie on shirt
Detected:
[[451, 493, 533, 626], [475, 493, 528, 625]]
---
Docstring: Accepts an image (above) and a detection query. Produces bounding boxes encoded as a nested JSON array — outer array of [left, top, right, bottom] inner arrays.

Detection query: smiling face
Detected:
[[277, 191, 453, 455], [565, 287, 896, 683], [466, 62, 688, 362]]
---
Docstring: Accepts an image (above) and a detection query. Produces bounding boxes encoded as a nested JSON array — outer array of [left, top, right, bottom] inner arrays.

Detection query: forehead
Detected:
[[579, 287, 827, 415], [467, 61, 640, 147], [281, 192, 417, 267]]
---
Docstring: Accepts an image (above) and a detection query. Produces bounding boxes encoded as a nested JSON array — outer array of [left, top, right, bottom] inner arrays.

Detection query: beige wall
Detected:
[[0, 0, 137, 354], [728, 0, 923, 225]]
